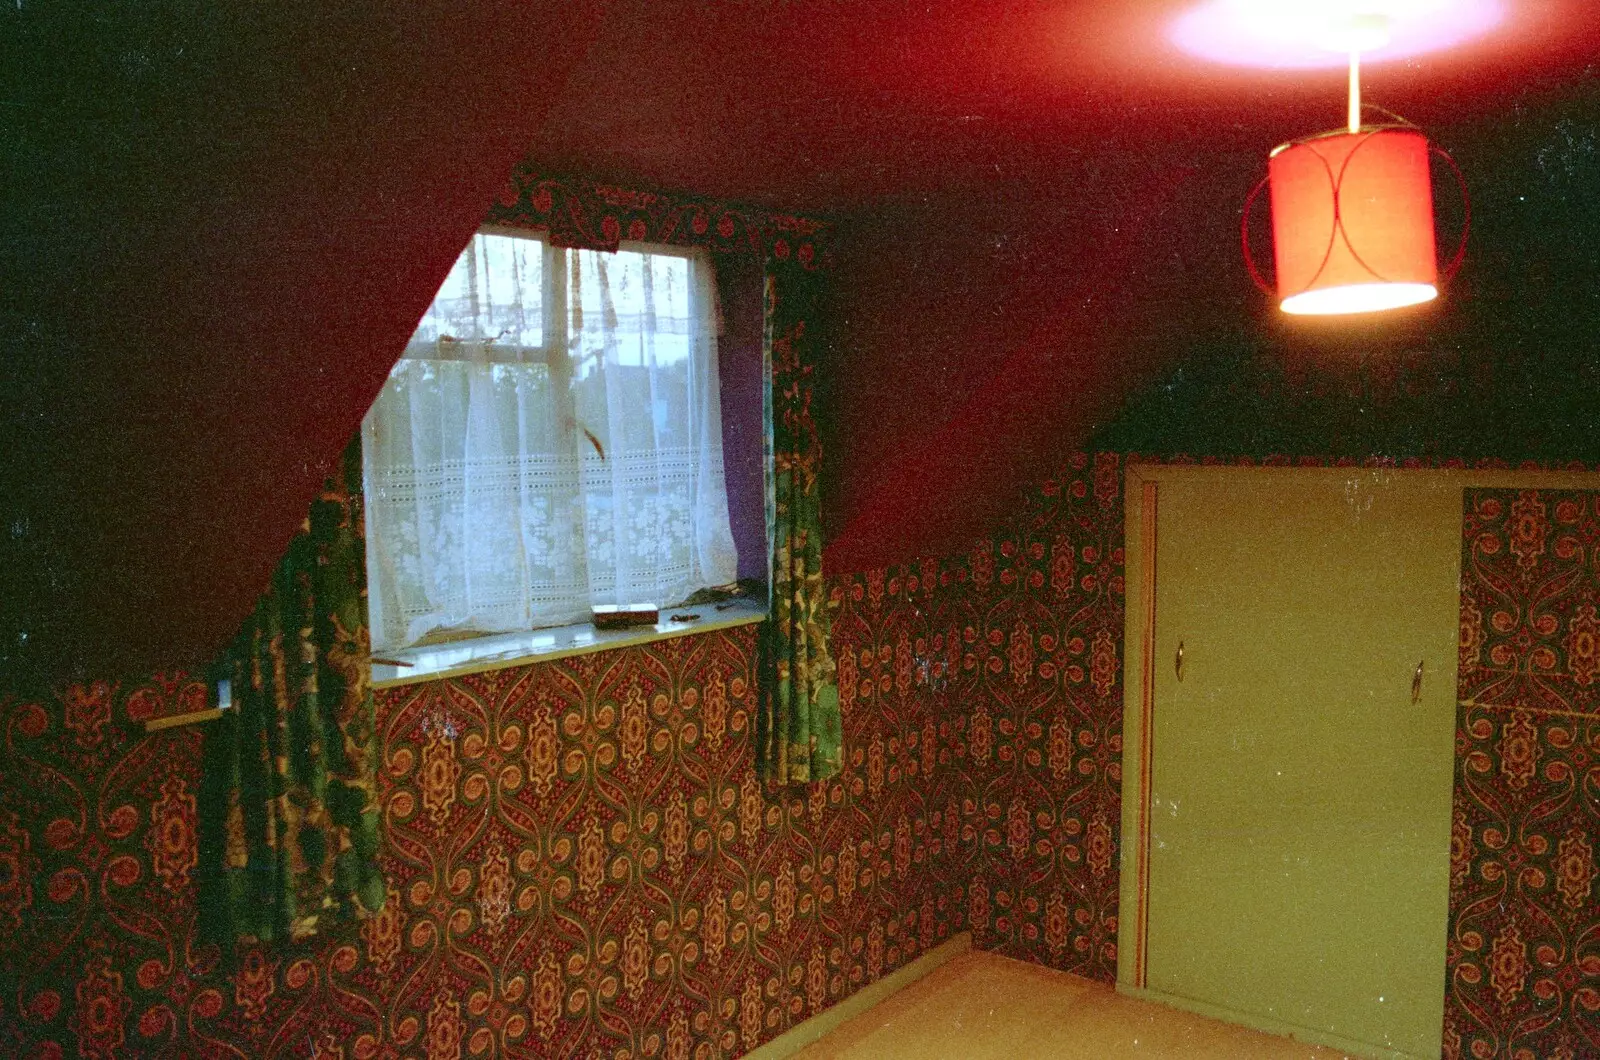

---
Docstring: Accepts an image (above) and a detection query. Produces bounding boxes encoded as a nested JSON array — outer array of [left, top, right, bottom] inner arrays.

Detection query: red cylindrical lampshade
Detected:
[[1268, 127, 1438, 315]]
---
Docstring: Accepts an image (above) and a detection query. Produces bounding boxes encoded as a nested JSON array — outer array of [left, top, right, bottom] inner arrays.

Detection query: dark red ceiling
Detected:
[[5, 0, 1599, 685], [529, 0, 1600, 211]]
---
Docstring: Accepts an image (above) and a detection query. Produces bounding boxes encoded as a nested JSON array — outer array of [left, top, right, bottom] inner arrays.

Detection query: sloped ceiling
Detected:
[[5, 0, 1599, 683]]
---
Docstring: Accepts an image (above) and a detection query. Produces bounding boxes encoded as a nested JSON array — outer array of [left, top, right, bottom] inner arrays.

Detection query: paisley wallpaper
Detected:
[[938, 452, 1126, 984], [5, 463, 1596, 1059], [0, 674, 211, 1060], [0, 583, 982, 1059], [826, 455, 1128, 987], [1449, 489, 1600, 1060]]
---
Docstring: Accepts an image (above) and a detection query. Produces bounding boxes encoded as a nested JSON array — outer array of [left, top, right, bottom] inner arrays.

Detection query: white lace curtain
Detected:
[[363, 228, 738, 651]]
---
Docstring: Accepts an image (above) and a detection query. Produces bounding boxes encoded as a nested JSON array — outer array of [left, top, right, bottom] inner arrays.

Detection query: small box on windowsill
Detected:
[[591, 604, 660, 630]]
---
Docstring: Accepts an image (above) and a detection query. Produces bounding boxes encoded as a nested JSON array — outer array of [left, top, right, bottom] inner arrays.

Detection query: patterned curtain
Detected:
[[757, 259, 842, 782], [198, 436, 385, 953]]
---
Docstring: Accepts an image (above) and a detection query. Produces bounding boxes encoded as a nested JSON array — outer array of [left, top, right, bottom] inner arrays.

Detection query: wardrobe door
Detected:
[[1145, 470, 1459, 1059]]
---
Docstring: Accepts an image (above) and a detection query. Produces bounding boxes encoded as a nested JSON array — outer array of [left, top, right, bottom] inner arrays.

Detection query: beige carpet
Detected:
[[791, 952, 1352, 1059]]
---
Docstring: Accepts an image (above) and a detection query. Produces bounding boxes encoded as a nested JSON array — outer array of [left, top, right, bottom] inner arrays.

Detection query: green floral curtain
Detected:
[[198, 435, 384, 952], [757, 259, 842, 782]]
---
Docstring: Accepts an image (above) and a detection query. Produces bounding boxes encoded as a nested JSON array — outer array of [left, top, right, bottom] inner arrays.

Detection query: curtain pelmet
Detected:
[[198, 435, 384, 954], [757, 260, 842, 783]]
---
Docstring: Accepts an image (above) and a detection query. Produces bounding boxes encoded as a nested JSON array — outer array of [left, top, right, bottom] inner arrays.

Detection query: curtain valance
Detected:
[[486, 168, 832, 266]]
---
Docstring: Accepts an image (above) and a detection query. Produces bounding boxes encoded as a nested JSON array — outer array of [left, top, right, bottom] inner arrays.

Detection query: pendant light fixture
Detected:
[[1241, 16, 1469, 316]]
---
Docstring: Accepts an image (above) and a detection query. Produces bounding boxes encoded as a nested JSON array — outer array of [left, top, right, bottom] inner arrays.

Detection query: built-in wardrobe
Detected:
[[1118, 465, 1600, 1060]]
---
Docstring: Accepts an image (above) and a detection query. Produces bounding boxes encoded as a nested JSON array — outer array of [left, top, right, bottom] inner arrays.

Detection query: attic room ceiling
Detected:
[[5, 0, 1599, 684], [527, 0, 1600, 211]]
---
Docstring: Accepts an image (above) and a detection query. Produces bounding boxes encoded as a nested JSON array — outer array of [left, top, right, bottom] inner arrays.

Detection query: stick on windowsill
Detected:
[[144, 707, 225, 733]]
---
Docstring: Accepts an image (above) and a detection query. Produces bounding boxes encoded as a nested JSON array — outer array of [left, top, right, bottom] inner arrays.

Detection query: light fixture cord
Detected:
[[1348, 50, 1361, 133]]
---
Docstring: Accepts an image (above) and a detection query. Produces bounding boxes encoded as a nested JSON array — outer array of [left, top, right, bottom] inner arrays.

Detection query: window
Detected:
[[362, 229, 740, 651]]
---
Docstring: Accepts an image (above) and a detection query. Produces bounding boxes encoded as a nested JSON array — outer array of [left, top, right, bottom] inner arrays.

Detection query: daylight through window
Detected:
[[362, 229, 738, 651]]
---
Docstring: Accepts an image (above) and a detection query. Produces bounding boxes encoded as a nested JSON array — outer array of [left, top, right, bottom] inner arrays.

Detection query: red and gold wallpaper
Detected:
[[0, 675, 210, 1059], [940, 452, 1126, 984], [0, 589, 975, 1058], [1449, 489, 1600, 1060]]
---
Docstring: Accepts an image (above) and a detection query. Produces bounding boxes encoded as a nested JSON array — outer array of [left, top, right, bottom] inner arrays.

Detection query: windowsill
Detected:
[[370, 600, 768, 689]]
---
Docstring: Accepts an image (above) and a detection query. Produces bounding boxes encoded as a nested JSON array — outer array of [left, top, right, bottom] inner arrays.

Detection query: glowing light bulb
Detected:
[[1281, 283, 1438, 315]]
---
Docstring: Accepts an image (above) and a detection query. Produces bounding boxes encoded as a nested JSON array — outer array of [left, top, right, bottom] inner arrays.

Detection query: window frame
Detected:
[[365, 225, 762, 674]]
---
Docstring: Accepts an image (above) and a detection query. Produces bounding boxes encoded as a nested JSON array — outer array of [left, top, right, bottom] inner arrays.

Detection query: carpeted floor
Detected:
[[791, 952, 1353, 1059]]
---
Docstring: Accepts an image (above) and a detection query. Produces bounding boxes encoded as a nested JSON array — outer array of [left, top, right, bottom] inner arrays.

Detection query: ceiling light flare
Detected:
[[1172, 0, 1504, 68]]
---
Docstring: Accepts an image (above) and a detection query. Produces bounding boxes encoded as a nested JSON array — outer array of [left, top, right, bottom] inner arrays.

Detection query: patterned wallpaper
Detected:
[[0, 589, 976, 1059], [0, 674, 210, 1060], [825, 454, 1127, 988], [943, 452, 1126, 983], [1449, 489, 1600, 1060], [5, 464, 1597, 1059]]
